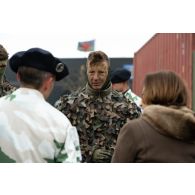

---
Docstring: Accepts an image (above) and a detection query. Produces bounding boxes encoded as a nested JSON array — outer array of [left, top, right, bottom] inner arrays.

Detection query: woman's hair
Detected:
[[18, 66, 53, 89], [87, 51, 110, 67], [142, 71, 189, 106]]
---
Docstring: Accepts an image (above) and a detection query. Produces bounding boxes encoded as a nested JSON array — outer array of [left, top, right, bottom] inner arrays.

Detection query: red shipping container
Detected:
[[133, 33, 195, 109]]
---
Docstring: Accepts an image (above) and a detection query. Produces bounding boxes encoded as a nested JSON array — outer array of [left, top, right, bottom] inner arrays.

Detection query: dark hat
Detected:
[[9, 48, 69, 81], [111, 68, 131, 83]]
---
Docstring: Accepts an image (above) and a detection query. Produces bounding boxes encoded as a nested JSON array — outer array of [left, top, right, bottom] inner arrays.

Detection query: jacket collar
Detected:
[[143, 105, 195, 142], [85, 82, 112, 97]]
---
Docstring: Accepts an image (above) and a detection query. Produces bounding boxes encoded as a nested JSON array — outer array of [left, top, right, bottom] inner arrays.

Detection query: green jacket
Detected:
[[55, 83, 141, 162]]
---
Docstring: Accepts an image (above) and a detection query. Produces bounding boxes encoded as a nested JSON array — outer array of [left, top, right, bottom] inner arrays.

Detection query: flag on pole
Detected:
[[77, 39, 95, 52]]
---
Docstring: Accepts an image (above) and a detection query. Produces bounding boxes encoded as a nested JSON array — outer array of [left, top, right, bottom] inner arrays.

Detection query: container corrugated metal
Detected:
[[133, 33, 195, 108]]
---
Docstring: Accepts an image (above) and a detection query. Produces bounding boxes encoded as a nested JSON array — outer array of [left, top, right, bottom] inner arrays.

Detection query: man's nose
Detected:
[[93, 72, 99, 79]]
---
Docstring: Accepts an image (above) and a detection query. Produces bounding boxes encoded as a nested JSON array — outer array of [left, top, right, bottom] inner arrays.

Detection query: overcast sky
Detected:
[[0, 32, 154, 58], [1, 0, 194, 58]]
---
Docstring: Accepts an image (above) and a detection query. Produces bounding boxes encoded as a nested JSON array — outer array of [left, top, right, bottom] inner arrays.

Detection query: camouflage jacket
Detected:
[[0, 78, 16, 98], [55, 83, 141, 162], [124, 89, 142, 109], [0, 88, 81, 163]]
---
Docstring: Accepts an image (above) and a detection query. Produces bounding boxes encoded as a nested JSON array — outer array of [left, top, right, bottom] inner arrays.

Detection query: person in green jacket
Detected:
[[0, 44, 16, 97], [55, 51, 141, 162]]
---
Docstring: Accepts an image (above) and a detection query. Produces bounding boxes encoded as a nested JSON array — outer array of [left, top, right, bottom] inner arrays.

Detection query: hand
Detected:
[[92, 149, 112, 163]]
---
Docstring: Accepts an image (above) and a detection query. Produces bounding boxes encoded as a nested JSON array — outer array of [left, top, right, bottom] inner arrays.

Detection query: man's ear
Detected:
[[43, 76, 54, 91], [39, 76, 55, 99], [16, 72, 20, 81]]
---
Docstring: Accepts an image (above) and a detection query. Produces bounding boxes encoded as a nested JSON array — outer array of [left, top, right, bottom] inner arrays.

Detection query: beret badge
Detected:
[[55, 62, 64, 73]]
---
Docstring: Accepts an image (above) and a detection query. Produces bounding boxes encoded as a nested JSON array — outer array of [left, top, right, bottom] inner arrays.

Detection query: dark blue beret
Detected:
[[9, 48, 69, 81], [111, 68, 131, 83]]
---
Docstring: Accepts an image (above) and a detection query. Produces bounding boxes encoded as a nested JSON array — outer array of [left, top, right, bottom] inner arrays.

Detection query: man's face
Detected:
[[112, 82, 125, 92], [87, 61, 108, 90], [0, 61, 7, 80]]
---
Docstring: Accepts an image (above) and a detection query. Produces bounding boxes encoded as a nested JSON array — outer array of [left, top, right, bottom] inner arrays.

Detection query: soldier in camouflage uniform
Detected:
[[0, 44, 16, 97], [111, 68, 142, 109], [55, 51, 141, 163], [0, 48, 81, 163]]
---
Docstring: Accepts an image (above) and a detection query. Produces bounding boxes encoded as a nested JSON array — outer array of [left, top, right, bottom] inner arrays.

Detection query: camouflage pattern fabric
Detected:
[[124, 89, 142, 109], [55, 83, 141, 162], [0, 44, 9, 61], [0, 77, 16, 98], [0, 88, 81, 163], [0, 44, 16, 97]]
